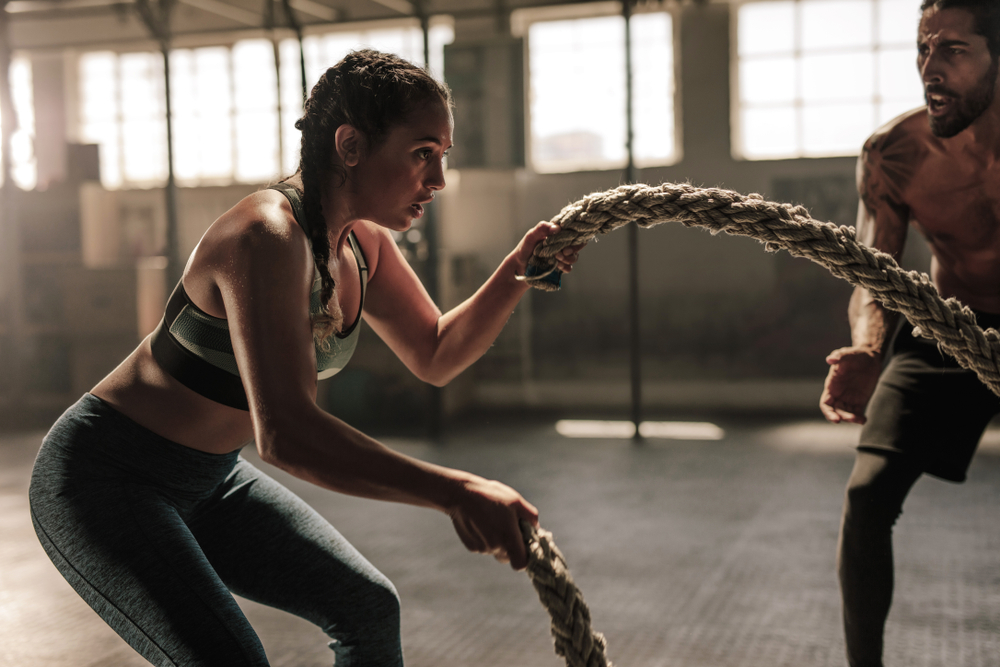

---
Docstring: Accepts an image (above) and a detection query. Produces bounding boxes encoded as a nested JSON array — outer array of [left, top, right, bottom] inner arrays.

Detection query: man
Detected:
[[820, 1, 1000, 665]]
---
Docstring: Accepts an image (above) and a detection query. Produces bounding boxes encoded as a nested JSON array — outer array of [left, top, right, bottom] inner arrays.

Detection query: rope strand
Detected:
[[521, 522, 614, 667], [521, 182, 1000, 398]]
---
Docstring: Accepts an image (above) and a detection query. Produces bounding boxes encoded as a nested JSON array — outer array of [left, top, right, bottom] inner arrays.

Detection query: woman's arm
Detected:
[[216, 206, 537, 568], [360, 221, 581, 386]]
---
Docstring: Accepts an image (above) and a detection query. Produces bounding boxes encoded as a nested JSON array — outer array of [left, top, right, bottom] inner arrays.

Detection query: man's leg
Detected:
[[837, 449, 922, 667]]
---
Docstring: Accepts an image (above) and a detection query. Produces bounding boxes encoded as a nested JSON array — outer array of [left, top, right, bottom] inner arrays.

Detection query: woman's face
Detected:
[[348, 97, 453, 232]]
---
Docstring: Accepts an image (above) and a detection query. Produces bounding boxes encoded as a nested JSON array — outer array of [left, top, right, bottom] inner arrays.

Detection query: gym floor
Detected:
[[2, 412, 999, 667]]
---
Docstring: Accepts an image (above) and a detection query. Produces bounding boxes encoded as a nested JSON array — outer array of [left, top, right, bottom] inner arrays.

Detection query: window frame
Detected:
[[512, 1, 681, 174], [72, 16, 454, 190], [730, 0, 926, 161]]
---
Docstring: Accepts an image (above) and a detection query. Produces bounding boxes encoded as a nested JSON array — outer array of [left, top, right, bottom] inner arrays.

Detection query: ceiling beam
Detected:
[[6, 0, 131, 13], [368, 0, 413, 16], [179, 0, 260, 25], [285, 0, 335, 22]]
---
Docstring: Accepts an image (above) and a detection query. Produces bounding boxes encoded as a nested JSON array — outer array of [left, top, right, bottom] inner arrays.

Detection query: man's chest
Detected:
[[905, 160, 1000, 242]]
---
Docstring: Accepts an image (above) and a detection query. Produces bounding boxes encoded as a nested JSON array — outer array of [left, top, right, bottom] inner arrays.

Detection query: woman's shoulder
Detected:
[[204, 190, 310, 259], [188, 189, 314, 297], [349, 219, 398, 277]]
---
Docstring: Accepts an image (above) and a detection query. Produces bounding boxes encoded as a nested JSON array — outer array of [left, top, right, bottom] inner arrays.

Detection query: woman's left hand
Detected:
[[513, 221, 587, 275]]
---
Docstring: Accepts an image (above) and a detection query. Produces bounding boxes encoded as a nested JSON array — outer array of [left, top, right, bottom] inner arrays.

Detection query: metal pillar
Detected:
[[416, 2, 443, 439], [0, 0, 24, 414], [279, 0, 307, 103], [624, 0, 642, 440], [135, 0, 181, 288]]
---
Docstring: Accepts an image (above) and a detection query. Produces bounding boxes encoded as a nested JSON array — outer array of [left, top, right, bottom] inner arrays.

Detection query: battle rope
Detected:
[[519, 182, 1000, 398], [521, 521, 614, 667]]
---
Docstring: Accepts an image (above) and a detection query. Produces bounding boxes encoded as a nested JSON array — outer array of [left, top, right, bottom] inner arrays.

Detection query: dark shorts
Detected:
[[859, 311, 1000, 482]]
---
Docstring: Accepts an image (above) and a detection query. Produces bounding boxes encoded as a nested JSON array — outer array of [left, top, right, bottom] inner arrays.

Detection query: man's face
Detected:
[[918, 6, 1000, 138]]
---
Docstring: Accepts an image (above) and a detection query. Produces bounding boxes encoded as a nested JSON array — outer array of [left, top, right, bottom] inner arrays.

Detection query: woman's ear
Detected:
[[334, 124, 363, 167]]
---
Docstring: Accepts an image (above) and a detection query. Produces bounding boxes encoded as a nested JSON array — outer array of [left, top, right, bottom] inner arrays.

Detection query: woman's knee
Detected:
[[357, 575, 401, 632], [322, 576, 402, 667]]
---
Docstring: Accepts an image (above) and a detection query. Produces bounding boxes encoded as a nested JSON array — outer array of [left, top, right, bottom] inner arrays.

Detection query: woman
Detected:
[[29, 50, 581, 666]]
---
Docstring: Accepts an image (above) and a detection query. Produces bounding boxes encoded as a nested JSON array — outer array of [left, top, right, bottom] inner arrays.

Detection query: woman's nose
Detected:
[[427, 163, 446, 191]]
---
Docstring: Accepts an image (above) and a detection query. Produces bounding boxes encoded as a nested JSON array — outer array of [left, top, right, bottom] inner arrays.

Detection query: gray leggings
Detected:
[[29, 394, 403, 667]]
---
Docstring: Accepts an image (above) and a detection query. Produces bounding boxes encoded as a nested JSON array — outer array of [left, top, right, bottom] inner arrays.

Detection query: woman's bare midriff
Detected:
[[91, 337, 257, 454]]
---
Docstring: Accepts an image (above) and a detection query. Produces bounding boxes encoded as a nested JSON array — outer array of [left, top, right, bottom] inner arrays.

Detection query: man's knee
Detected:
[[843, 450, 920, 531]]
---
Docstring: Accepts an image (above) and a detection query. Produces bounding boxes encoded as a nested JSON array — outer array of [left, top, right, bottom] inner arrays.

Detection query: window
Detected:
[[735, 0, 925, 159], [78, 21, 453, 189], [1, 56, 37, 189], [519, 6, 677, 173]]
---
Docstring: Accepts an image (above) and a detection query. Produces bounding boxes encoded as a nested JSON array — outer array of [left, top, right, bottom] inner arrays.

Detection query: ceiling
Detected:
[[6, 0, 652, 51]]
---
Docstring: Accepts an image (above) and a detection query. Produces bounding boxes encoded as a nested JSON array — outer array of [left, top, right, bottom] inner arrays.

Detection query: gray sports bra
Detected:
[[149, 183, 368, 411]]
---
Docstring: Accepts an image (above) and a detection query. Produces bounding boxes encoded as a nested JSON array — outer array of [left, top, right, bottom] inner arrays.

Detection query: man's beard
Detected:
[[927, 58, 1000, 138]]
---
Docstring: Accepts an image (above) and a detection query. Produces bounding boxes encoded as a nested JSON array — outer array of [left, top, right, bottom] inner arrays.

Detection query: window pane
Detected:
[[802, 52, 874, 103], [530, 15, 627, 171], [9, 57, 36, 189], [740, 57, 796, 104], [801, 0, 873, 51], [738, 1, 795, 56], [802, 102, 874, 155], [233, 40, 276, 112], [122, 119, 167, 182], [632, 13, 675, 165], [79, 52, 117, 123], [736, 0, 923, 160], [878, 47, 922, 102], [119, 53, 167, 184], [878, 0, 923, 44], [120, 53, 164, 120], [235, 111, 278, 183], [878, 99, 919, 125], [741, 106, 798, 158]]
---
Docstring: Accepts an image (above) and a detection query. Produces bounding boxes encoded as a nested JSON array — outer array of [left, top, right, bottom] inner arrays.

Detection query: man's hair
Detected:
[[921, 0, 1000, 59]]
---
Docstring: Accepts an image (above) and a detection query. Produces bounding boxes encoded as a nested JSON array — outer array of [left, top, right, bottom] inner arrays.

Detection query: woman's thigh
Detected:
[[188, 457, 403, 667], [30, 466, 269, 666]]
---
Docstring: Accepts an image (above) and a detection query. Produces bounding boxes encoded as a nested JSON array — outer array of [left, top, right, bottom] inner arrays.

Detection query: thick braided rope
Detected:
[[522, 182, 1000, 398], [521, 521, 614, 667]]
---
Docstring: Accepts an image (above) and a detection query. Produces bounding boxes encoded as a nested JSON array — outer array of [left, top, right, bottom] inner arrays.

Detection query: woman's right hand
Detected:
[[448, 476, 539, 570]]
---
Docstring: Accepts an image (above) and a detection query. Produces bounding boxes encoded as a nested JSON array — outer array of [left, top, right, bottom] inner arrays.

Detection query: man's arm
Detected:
[[820, 127, 915, 424]]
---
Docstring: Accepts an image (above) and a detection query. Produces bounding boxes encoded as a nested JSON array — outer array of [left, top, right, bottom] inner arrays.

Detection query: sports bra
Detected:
[[149, 183, 369, 411]]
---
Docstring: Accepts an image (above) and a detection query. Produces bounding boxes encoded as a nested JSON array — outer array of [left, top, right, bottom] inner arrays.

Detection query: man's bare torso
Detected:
[[865, 107, 1000, 313]]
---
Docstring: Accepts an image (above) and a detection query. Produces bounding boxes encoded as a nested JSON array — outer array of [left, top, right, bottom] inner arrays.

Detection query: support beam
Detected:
[[134, 0, 181, 288], [623, 0, 642, 440], [0, 0, 25, 413]]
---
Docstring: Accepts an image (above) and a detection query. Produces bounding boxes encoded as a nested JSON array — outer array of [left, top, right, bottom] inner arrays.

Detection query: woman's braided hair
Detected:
[[292, 49, 452, 344]]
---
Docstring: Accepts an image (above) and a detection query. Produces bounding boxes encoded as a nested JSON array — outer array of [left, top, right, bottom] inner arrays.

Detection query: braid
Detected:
[[296, 69, 342, 344], [293, 49, 452, 346]]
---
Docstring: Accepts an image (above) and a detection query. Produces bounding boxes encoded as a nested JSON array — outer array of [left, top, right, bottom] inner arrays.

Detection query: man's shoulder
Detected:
[[862, 107, 930, 154]]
